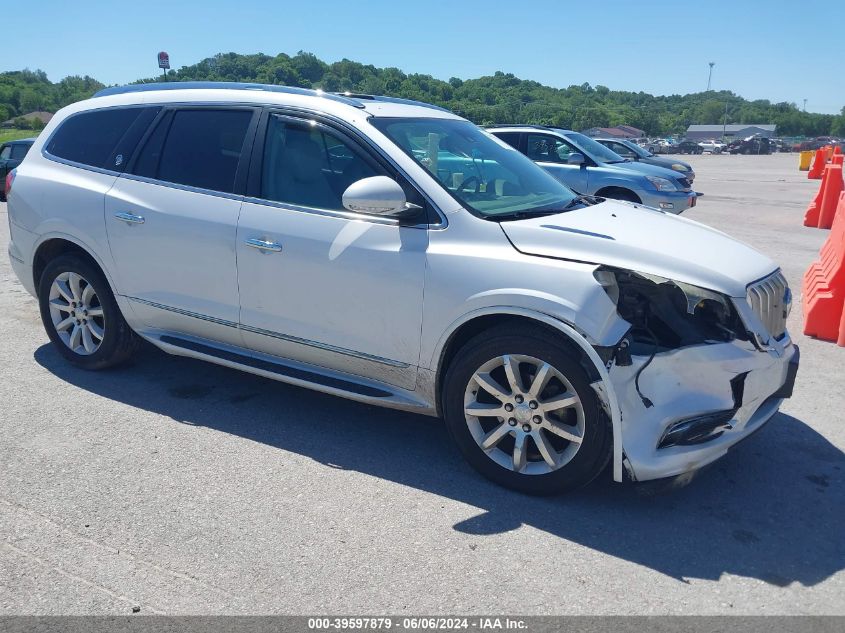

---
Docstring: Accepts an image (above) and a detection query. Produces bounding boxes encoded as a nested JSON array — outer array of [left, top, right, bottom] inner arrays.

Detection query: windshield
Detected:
[[369, 117, 578, 218], [565, 132, 627, 164]]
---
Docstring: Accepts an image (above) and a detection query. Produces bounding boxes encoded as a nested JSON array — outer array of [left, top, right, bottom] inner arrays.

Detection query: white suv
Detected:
[[6, 83, 798, 494]]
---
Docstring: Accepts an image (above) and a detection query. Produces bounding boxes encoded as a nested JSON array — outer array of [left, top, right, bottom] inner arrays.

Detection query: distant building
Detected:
[[582, 125, 645, 139], [685, 124, 776, 140], [0, 111, 54, 129]]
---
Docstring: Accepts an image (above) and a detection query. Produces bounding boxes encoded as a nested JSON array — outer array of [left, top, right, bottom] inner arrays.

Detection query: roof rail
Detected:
[[335, 92, 452, 113], [93, 82, 365, 108], [484, 123, 555, 130]]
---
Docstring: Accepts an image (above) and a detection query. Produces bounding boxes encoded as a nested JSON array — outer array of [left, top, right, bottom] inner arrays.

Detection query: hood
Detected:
[[612, 159, 689, 182], [500, 199, 778, 297], [639, 155, 693, 174]]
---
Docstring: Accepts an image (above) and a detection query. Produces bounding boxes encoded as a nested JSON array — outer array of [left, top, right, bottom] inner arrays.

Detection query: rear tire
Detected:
[[442, 325, 611, 495], [38, 255, 139, 370]]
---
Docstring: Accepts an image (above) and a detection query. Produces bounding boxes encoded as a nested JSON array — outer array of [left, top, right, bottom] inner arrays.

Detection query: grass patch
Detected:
[[0, 129, 41, 144]]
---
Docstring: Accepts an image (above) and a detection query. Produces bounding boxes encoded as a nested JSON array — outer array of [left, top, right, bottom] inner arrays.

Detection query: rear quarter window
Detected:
[[10, 144, 30, 160], [46, 107, 158, 171]]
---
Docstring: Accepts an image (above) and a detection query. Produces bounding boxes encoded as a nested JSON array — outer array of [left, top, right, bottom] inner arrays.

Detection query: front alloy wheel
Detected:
[[443, 325, 611, 494], [464, 354, 585, 475]]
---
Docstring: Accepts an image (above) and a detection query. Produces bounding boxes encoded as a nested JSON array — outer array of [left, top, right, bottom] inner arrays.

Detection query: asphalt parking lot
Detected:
[[1, 152, 843, 615]]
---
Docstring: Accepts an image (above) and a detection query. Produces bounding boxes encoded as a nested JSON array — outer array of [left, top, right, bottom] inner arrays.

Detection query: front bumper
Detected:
[[638, 189, 696, 214], [608, 338, 798, 482]]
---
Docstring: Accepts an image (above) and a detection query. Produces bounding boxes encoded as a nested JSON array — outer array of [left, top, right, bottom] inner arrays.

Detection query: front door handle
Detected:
[[114, 212, 145, 225], [245, 238, 283, 252]]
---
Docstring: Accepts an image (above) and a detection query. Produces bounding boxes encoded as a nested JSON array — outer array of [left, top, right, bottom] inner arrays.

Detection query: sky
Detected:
[[5, 0, 844, 115]]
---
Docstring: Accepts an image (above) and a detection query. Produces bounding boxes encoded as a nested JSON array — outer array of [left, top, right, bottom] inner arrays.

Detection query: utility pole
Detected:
[[707, 62, 715, 91], [803, 98, 807, 112], [723, 101, 728, 140]]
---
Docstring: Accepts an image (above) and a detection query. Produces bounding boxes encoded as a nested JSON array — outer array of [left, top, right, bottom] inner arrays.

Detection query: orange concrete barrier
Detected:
[[825, 146, 835, 161], [808, 148, 827, 179], [803, 192, 845, 342], [819, 164, 844, 229], [805, 164, 833, 226], [834, 154, 844, 167], [835, 145, 843, 155]]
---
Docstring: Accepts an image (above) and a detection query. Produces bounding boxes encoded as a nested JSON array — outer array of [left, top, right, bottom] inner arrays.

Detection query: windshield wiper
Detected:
[[492, 209, 565, 222], [493, 195, 602, 221], [560, 194, 603, 210]]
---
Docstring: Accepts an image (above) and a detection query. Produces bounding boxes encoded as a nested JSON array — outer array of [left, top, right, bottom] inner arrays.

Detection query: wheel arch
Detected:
[[31, 234, 123, 307], [595, 186, 642, 204], [433, 308, 624, 481]]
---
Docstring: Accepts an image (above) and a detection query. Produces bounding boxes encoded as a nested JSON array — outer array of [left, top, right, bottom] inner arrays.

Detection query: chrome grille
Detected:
[[747, 271, 789, 340]]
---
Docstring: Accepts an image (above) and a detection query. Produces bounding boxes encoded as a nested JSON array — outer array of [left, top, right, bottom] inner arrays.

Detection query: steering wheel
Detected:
[[454, 175, 480, 194]]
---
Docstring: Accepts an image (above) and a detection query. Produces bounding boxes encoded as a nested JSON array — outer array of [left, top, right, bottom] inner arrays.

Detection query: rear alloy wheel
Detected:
[[48, 271, 106, 356], [38, 255, 139, 370], [443, 326, 611, 494]]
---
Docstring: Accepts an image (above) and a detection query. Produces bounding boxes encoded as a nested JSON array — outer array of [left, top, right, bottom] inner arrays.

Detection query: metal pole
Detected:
[[162, 69, 167, 82], [707, 62, 715, 91], [723, 101, 728, 139], [803, 99, 807, 111]]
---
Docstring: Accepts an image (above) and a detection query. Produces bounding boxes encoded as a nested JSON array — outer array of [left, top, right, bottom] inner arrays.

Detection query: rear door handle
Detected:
[[114, 212, 145, 224], [245, 238, 282, 252]]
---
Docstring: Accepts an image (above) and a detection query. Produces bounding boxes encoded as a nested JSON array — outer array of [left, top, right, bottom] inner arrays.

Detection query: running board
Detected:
[[144, 332, 435, 415], [160, 335, 391, 397]]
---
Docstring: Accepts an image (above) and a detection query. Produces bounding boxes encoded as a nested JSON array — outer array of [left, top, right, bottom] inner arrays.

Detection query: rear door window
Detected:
[[0, 146, 10, 160], [145, 109, 254, 194], [46, 107, 153, 170]]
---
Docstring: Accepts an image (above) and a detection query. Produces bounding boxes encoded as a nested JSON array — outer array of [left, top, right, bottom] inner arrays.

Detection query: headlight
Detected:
[[645, 176, 678, 192], [670, 163, 688, 172], [593, 267, 747, 348]]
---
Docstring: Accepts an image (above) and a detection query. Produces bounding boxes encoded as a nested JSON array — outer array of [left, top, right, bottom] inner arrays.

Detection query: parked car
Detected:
[[673, 140, 704, 155], [0, 138, 35, 201], [698, 140, 726, 154], [489, 125, 696, 212], [594, 138, 697, 182], [651, 139, 677, 154], [6, 83, 798, 494], [727, 136, 772, 155]]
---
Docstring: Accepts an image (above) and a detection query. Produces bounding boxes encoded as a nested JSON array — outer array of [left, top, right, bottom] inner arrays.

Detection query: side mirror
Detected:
[[567, 152, 586, 166], [342, 176, 410, 216]]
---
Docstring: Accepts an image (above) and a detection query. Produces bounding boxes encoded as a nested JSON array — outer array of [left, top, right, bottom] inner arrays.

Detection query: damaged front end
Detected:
[[592, 266, 797, 482]]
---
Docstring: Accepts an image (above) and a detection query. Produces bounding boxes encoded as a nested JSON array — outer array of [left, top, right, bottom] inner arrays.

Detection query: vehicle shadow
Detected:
[[35, 342, 845, 587]]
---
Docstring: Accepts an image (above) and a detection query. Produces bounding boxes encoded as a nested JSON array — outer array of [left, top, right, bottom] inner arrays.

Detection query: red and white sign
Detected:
[[157, 51, 170, 70]]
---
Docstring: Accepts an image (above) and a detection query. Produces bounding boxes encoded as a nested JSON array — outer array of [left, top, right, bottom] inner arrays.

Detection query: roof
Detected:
[[92, 82, 456, 118], [1, 111, 53, 125], [687, 124, 776, 132], [583, 125, 645, 137], [487, 125, 576, 134]]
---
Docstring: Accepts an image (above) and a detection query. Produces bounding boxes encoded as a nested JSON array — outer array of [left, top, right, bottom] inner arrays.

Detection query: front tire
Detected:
[[38, 255, 138, 370], [443, 325, 611, 495]]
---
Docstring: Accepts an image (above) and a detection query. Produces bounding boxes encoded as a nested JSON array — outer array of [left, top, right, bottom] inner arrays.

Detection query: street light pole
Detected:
[[707, 62, 715, 91], [722, 101, 728, 140], [803, 99, 807, 112]]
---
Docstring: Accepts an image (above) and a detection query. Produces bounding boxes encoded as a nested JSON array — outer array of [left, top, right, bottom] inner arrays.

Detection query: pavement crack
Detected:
[[0, 495, 240, 602], [2, 540, 166, 614]]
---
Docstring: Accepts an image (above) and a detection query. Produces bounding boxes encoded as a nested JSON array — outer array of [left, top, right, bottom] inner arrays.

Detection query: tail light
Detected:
[[4, 169, 15, 199]]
